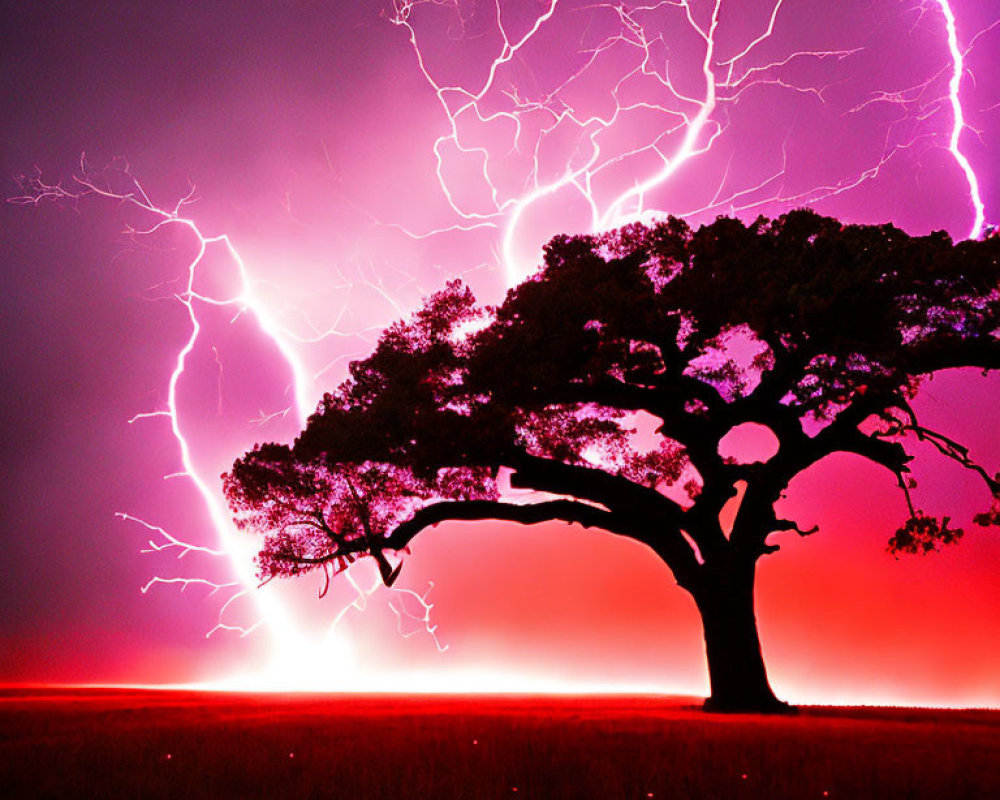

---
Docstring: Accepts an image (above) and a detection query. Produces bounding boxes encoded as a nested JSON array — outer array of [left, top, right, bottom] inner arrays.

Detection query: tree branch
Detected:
[[777, 391, 914, 481], [276, 500, 618, 566], [505, 451, 711, 584], [506, 449, 685, 525], [539, 375, 719, 455], [884, 400, 1000, 497], [307, 508, 347, 545], [772, 518, 819, 538], [909, 424, 1000, 492], [382, 498, 617, 551]]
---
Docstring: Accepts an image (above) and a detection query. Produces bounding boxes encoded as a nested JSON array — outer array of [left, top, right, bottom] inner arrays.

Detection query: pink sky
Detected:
[[1, 0, 998, 706]]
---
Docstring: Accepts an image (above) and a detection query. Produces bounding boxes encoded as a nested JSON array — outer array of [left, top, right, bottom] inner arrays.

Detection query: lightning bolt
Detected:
[[388, 0, 992, 289], [936, 0, 987, 239], [13, 157, 449, 681], [47, 158, 322, 658]]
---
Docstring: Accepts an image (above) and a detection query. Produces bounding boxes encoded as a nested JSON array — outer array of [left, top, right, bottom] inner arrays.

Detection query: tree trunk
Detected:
[[692, 558, 794, 714]]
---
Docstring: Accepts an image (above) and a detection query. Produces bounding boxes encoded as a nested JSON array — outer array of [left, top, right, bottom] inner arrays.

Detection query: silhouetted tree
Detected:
[[225, 210, 1000, 713]]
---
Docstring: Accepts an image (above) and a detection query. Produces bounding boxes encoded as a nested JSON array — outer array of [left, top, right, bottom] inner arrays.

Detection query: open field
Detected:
[[1, 688, 998, 799]]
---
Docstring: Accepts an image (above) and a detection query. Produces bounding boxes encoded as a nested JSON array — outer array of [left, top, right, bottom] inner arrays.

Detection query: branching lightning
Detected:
[[13, 157, 445, 675], [117, 512, 226, 558], [388, 0, 992, 287]]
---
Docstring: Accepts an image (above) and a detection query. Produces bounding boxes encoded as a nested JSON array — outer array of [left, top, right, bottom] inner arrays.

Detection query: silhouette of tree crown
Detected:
[[224, 210, 1000, 587]]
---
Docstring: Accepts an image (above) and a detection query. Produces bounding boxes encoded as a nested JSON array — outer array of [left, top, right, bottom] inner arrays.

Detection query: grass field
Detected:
[[1, 688, 998, 799]]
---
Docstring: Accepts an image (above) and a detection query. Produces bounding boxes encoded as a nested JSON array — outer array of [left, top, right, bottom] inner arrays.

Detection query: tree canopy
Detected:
[[225, 209, 1000, 711]]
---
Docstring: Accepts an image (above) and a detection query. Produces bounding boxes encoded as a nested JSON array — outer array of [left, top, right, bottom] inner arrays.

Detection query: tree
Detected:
[[224, 210, 1000, 713]]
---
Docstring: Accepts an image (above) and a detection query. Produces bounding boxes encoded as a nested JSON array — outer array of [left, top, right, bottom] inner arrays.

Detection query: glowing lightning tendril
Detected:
[[388, 0, 990, 292], [936, 0, 986, 240]]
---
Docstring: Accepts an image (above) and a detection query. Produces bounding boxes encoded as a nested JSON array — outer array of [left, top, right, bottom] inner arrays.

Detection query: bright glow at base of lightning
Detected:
[[11, 0, 995, 694], [12, 160, 446, 687]]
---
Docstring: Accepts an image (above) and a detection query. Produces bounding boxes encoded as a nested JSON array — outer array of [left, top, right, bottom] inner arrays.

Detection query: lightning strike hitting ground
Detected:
[[12, 159, 445, 677], [13, 160, 332, 653]]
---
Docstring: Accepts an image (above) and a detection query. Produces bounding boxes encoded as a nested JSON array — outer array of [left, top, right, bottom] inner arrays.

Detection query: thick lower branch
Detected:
[[279, 500, 617, 586], [507, 450, 685, 525], [382, 499, 616, 551], [284, 494, 703, 591], [506, 451, 705, 582]]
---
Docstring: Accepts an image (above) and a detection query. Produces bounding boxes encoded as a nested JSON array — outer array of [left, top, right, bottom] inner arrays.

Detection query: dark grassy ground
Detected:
[[1, 688, 998, 799]]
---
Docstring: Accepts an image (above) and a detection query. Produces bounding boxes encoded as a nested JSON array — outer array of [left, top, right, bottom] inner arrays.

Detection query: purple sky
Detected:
[[2, 0, 999, 705]]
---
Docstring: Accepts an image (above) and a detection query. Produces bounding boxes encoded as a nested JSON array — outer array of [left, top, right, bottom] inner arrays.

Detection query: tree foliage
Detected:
[[225, 210, 1000, 590]]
